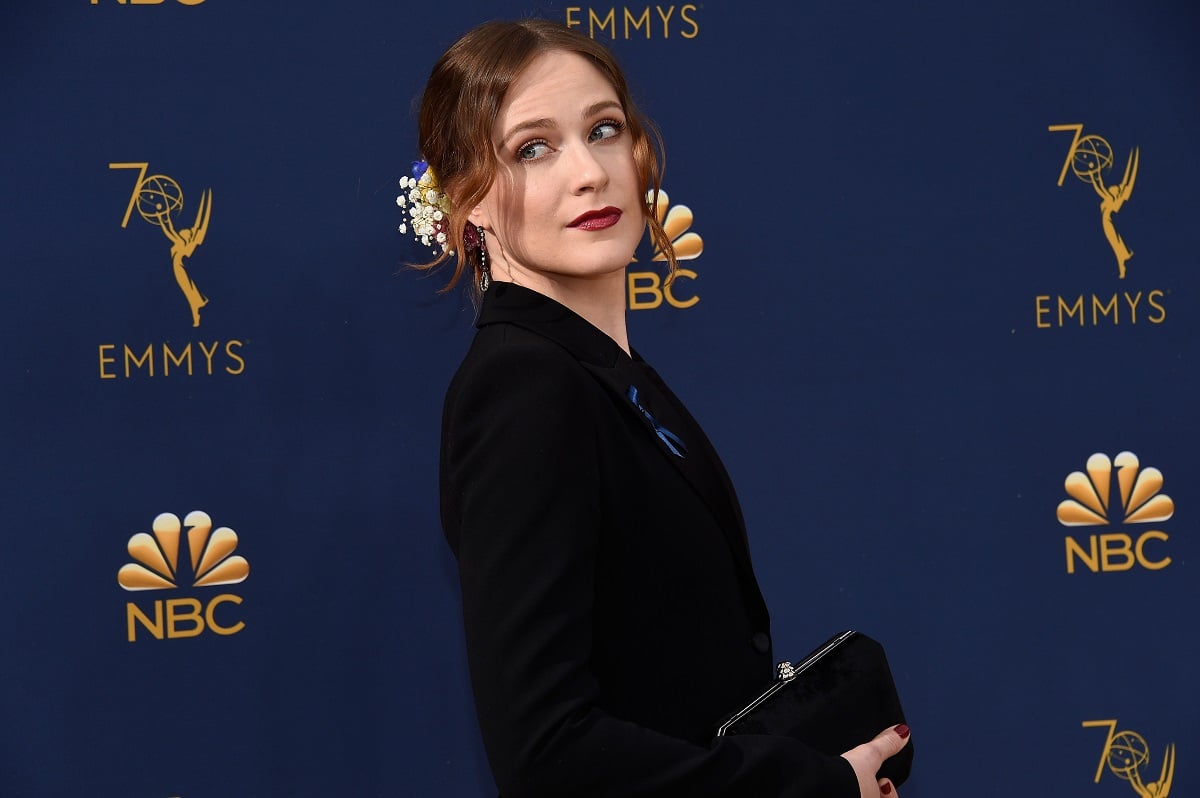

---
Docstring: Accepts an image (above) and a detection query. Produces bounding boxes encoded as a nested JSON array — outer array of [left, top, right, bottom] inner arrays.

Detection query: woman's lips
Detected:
[[568, 207, 622, 230]]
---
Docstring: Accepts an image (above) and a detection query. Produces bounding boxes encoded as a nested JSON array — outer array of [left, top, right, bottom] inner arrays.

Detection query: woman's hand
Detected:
[[840, 724, 911, 798]]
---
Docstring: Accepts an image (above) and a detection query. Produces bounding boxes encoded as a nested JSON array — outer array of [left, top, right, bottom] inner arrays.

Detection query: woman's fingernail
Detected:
[[881, 783, 893, 795], [895, 724, 910, 739]]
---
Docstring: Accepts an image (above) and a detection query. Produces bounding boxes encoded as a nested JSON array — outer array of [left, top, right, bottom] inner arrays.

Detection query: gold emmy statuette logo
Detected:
[[1058, 452, 1174, 574], [1084, 720, 1176, 797], [110, 162, 213, 327], [629, 188, 703, 310], [119, 511, 250, 641], [1049, 124, 1140, 278]]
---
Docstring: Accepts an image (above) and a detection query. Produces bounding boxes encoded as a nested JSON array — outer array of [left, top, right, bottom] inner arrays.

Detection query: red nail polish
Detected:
[[881, 783, 893, 795], [895, 724, 910, 739]]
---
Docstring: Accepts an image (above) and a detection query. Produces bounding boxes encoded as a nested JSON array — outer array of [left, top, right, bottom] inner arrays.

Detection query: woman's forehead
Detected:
[[498, 50, 620, 122]]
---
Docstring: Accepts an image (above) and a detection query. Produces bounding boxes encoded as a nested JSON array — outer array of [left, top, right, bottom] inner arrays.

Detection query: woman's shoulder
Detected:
[[446, 321, 596, 409], [467, 318, 571, 355], [458, 321, 584, 376], [440, 321, 610, 463]]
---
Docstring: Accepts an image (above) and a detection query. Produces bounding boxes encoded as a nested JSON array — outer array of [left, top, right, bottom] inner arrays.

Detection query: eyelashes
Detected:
[[516, 139, 551, 161], [513, 118, 627, 163], [588, 119, 626, 143]]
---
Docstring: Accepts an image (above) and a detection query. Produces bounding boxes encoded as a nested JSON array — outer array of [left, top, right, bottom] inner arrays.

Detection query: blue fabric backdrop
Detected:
[[2, 1, 1196, 796]]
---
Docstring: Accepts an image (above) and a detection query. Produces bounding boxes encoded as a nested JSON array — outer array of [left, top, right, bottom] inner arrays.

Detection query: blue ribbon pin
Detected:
[[627, 385, 687, 458]]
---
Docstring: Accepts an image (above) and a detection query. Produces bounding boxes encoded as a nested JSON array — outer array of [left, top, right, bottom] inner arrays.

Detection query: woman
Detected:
[[405, 19, 910, 798]]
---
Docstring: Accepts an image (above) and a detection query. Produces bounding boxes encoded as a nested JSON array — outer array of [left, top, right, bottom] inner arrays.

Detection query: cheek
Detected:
[[513, 177, 560, 225], [489, 179, 559, 250], [610, 148, 641, 194], [618, 169, 643, 212], [487, 179, 532, 229]]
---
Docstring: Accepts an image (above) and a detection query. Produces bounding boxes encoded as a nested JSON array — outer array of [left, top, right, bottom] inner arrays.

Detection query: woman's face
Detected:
[[469, 50, 644, 288]]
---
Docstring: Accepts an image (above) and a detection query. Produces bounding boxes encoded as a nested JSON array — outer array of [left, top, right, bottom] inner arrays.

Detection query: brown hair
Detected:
[[413, 19, 677, 294]]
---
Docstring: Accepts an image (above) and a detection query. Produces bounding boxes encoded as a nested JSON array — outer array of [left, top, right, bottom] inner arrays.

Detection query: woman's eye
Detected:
[[517, 141, 551, 161], [589, 121, 623, 143]]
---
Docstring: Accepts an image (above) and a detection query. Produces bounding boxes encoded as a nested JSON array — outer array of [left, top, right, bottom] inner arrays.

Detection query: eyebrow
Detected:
[[498, 100, 624, 149]]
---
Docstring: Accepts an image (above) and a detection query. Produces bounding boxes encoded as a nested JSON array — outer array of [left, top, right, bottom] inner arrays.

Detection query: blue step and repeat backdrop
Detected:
[[2, 1, 1196, 796]]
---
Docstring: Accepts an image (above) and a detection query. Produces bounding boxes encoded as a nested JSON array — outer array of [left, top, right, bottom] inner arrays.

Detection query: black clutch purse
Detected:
[[715, 630, 913, 786]]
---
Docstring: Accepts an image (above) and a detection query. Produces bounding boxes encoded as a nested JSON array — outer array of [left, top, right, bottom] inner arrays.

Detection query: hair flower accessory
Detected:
[[397, 159, 453, 254]]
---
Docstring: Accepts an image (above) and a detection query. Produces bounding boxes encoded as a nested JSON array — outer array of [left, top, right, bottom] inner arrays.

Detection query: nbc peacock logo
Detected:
[[648, 189, 702, 263], [629, 188, 703, 310], [1058, 452, 1174, 574], [118, 510, 250, 641]]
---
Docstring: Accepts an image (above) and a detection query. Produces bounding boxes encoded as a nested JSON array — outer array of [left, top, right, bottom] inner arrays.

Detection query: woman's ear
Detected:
[[467, 201, 491, 231], [441, 176, 489, 231]]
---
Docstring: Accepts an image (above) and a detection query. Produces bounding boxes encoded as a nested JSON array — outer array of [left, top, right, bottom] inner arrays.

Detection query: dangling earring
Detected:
[[477, 226, 491, 292]]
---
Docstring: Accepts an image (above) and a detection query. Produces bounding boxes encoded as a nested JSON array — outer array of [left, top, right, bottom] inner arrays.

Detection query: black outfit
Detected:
[[440, 282, 858, 798]]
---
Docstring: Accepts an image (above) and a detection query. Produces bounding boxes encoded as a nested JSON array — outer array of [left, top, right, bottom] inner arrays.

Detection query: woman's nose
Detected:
[[567, 143, 610, 194]]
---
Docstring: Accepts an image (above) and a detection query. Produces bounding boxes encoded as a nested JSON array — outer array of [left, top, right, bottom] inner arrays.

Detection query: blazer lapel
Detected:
[[581, 357, 763, 587], [476, 284, 765, 605]]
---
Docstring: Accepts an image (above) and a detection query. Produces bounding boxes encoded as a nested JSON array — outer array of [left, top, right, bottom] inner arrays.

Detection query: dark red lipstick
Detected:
[[568, 207, 622, 230]]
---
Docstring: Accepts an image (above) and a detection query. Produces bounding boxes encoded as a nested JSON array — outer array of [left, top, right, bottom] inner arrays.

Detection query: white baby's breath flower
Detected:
[[398, 161, 455, 256]]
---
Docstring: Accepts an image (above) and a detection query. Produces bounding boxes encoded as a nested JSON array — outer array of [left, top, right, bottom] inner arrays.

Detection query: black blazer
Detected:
[[440, 283, 857, 798]]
